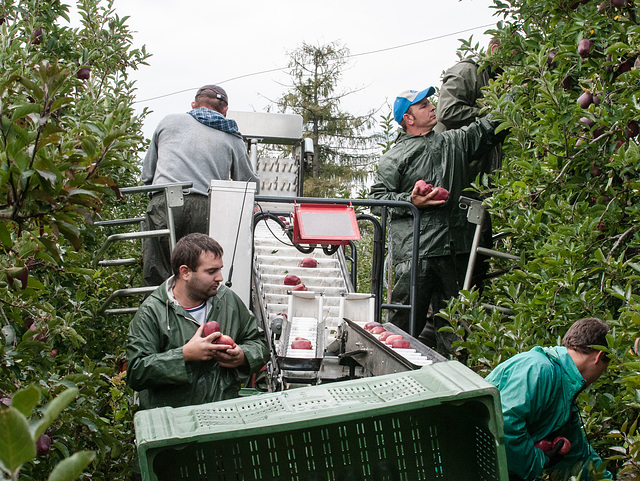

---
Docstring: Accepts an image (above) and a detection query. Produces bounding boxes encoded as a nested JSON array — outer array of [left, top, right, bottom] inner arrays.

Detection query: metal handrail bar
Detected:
[[255, 195, 422, 337]]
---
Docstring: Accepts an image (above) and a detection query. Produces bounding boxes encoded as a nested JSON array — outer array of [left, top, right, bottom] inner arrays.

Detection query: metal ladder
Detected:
[[460, 196, 520, 315], [94, 182, 193, 316]]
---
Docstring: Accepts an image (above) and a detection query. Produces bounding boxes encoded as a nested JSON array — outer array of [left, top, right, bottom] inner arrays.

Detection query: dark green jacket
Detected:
[[435, 58, 492, 132], [126, 280, 269, 410], [486, 346, 610, 480], [369, 117, 498, 262]]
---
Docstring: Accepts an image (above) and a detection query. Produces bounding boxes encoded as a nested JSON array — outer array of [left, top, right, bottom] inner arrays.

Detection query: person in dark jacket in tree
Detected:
[[127, 233, 269, 410], [369, 86, 503, 357], [486, 317, 613, 481]]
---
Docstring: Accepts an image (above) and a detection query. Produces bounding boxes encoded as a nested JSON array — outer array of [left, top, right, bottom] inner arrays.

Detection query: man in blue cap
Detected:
[[369, 86, 504, 357]]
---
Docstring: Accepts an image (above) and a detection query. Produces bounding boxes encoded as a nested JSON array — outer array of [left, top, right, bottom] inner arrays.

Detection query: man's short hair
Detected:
[[194, 85, 228, 113], [563, 317, 610, 354], [171, 233, 224, 276]]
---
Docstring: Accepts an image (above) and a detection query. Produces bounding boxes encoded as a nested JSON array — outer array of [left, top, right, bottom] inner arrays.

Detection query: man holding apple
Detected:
[[126, 233, 269, 410], [487, 317, 613, 480], [369, 86, 503, 357]]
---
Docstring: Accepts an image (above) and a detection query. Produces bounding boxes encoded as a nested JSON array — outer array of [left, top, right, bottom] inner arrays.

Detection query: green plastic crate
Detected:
[[134, 361, 508, 481]]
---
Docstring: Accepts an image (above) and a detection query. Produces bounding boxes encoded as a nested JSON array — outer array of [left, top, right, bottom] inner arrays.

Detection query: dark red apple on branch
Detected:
[[77, 68, 91, 80], [578, 38, 594, 59]]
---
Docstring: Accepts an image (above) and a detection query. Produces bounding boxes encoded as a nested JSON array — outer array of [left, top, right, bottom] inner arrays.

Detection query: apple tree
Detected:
[[1, 0, 149, 479], [441, 0, 640, 477]]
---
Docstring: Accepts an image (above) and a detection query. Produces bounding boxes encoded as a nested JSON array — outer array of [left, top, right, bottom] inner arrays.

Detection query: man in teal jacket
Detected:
[[127, 233, 269, 409], [487, 317, 613, 480], [369, 86, 502, 355]]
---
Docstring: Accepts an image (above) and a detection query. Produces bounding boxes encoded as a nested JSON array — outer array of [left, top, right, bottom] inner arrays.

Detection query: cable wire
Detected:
[[133, 23, 495, 105]]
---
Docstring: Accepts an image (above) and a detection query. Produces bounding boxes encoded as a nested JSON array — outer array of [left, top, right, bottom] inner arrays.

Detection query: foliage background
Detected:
[[439, 0, 640, 478], [1, 0, 148, 478]]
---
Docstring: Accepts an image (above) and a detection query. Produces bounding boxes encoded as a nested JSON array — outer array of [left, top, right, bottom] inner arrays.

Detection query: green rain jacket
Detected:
[[369, 117, 499, 262], [486, 346, 610, 480], [126, 279, 269, 410]]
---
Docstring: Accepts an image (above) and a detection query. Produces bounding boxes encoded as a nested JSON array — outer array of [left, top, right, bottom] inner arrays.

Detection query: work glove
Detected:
[[534, 436, 570, 468]]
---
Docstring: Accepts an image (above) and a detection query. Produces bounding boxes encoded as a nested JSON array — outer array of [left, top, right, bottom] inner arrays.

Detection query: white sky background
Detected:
[[106, 0, 498, 140]]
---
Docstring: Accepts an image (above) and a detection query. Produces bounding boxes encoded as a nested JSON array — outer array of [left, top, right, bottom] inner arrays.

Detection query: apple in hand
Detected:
[[414, 179, 429, 196], [554, 437, 571, 455], [431, 187, 450, 201], [215, 334, 236, 348], [203, 321, 220, 337]]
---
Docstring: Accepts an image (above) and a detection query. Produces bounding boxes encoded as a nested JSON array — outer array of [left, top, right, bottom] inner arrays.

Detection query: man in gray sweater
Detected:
[[141, 85, 258, 286]]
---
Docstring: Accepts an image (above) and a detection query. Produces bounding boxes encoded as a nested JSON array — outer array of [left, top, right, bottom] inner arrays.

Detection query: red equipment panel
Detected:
[[292, 204, 360, 245]]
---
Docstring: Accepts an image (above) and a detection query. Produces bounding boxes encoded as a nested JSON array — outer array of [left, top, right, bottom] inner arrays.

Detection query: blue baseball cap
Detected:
[[393, 86, 436, 124]]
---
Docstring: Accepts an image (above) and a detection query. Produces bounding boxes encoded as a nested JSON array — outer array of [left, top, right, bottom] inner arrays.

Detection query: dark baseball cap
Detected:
[[196, 85, 228, 103]]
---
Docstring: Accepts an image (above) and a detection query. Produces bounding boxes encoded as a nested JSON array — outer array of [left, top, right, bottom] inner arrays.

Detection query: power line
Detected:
[[133, 23, 495, 105]]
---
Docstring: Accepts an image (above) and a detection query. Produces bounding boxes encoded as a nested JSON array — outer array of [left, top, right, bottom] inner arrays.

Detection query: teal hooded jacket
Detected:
[[486, 346, 610, 480], [126, 279, 269, 410]]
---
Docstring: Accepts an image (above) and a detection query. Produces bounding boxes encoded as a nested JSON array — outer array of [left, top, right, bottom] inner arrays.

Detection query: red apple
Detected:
[[32, 27, 43, 45], [48, 349, 58, 357], [391, 339, 411, 349], [579, 116, 595, 128], [203, 321, 220, 337], [299, 257, 317, 268], [363, 322, 382, 331], [577, 91, 593, 108], [77, 68, 91, 80], [36, 434, 51, 456], [578, 38, 594, 59], [291, 283, 307, 291], [291, 338, 313, 349], [385, 335, 403, 345], [215, 334, 236, 348], [379, 331, 395, 341], [414, 179, 429, 196], [554, 437, 571, 455], [284, 274, 301, 286], [534, 439, 554, 452], [616, 57, 635, 75], [369, 326, 386, 335], [431, 187, 450, 201]]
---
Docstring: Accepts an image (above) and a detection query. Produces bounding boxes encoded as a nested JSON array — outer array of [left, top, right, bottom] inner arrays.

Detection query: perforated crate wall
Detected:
[[135, 362, 508, 481]]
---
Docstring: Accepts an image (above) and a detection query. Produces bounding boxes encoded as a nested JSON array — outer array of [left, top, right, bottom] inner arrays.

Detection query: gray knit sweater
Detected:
[[142, 114, 258, 195]]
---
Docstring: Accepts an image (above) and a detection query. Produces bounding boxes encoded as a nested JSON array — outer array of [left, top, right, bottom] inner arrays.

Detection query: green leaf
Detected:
[[12, 103, 42, 121], [0, 407, 36, 473], [0, 221, 13, 249], [47, 450, 96, 481], [30, 387, 78, 439], [11, 385, 41, 418]]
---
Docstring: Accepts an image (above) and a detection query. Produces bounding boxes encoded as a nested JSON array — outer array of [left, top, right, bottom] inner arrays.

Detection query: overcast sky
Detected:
[[109, 0, 498, 139]]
